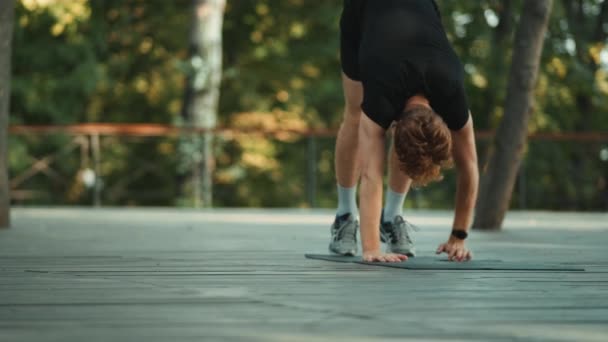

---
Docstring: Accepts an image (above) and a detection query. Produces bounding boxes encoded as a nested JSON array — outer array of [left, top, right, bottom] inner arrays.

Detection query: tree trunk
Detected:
[[0, 0, 14, 229], [182, 0, 225, 208], [473, 0, 553, 230]]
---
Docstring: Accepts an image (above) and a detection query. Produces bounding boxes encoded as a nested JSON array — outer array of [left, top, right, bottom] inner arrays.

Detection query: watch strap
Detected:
[[451, 229, 468, 240]]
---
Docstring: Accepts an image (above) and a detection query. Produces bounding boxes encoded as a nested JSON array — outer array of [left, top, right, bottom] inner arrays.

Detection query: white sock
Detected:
[[336, 184, 358, 217], [383, 188, 406, 222]]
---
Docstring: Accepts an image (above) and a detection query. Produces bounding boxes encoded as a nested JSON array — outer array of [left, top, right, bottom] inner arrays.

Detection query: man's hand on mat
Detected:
[[362, 251, 408, 263], [436, 239, 472, 262]]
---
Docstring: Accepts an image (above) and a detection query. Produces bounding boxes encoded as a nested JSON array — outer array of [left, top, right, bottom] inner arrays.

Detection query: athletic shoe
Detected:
[[329, 213, 359, 256], [380, 214, 417, 257]]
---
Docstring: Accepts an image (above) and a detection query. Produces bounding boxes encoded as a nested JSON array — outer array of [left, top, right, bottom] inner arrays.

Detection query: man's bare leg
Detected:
[[380, 133, 417, 256], [383, 130, 413, 222], [329, 73, 364, 256], [335, 73, 363, 216], [383, 96, 429, 221]]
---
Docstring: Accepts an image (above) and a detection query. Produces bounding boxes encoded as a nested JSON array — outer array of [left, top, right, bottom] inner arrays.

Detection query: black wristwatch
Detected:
[[451, 229, 468, 240]]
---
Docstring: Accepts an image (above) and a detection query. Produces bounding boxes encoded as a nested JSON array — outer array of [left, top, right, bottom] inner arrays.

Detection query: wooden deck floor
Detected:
[[1, 208, 607, 341]]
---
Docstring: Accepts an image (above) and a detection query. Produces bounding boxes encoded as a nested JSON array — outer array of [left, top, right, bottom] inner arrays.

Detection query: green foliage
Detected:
[[8, 0, 608, 210]]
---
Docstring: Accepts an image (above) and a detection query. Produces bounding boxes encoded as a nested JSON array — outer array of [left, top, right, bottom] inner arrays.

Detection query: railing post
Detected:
[[202, 130, 213, 208], [518, 159, 526, 210], [307, 135, 317, 208], [192, 132, 202, 208], [91, 133, 101, 207]]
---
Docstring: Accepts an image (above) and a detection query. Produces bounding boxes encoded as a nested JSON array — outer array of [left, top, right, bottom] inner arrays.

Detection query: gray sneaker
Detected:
[[329, 213, 359, 256], [380, 215, 417, 257]]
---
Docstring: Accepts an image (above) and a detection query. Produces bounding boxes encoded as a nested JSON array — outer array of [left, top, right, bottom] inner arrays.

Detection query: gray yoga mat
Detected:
[[305, 254, 585, 271]]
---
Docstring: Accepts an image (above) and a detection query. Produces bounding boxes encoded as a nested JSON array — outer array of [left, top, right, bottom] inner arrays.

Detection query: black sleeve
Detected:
[[425, 55, 469, 130], [432, 83, 470, 131]]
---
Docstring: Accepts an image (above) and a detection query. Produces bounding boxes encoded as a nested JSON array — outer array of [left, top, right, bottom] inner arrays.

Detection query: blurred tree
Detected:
[[10, 0, 190, 206], [212, 0, 342, 208], [556, 0, 608, 208], [561, 0, 607, 125], [181, 0, 226, 208], [474, 0, 554, 230], [0, 0, 15, 228]]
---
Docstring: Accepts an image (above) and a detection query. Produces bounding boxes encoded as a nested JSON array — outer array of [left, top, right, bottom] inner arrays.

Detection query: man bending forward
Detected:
[[329, 0, 479, 263]]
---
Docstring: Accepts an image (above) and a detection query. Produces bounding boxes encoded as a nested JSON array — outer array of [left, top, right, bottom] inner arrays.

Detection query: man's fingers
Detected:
[[460, 250, 467, 262], [435, 242, 474, 262], [457, 250, 466, 262], [436, 244, 447, 254], [389, 255, 402, 263], [364, 253, 408, 263], [448, 249, 457, 261]]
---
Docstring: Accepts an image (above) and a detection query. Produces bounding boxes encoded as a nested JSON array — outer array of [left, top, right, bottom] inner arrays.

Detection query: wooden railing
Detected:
[[7, 124, 608, 207], [9, 123, 608, 141]]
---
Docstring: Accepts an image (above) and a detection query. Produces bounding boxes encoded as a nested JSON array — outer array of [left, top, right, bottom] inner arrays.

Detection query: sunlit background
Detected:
[[8, 0, 608, 210]]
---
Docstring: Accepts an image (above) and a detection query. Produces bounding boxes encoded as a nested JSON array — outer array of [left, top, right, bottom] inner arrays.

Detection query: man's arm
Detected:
[[451, 114, 479, 231], [436, 114, 479, 261], [358, 114, 407, 263]]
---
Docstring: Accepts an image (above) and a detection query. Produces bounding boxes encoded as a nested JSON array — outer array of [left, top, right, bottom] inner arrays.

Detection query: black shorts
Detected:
[[340, 0, 366, 81]]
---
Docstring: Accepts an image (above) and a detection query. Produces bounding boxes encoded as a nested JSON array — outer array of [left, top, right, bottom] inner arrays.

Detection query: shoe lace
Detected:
[[390, 216, 418, 245]]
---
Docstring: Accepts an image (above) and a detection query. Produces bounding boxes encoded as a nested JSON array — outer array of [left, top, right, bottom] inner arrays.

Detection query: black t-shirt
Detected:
[[341, 0, 469, 130]]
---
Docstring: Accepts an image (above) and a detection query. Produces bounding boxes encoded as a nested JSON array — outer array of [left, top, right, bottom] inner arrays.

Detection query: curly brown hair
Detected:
[[394, 106, 453, 187]]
